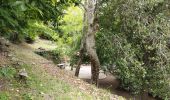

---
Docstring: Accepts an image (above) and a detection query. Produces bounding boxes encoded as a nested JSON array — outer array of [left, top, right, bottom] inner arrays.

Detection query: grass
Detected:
[[0, 92, 9, 100], [27, 38, 57, 50], [0, 43, 125, 100], [0, 63, 113, 100]]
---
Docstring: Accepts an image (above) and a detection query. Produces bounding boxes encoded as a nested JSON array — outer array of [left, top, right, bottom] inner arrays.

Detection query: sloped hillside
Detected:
[[0, 40, 124, 100]]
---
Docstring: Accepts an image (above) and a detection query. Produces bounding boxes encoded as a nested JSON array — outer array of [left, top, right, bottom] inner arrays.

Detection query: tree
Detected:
[[75, 2, 88, 77], [96, 0, 170, 99], [75, 0, 100, 86], [0, 0, 80, 42]]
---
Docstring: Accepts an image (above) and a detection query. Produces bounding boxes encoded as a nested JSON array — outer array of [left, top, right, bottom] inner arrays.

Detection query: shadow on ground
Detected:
[[66, 65, 157, 100]]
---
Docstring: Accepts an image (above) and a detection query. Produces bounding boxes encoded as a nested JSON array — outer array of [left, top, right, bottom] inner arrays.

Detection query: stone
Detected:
[[38, 47, 46, 51], [7, 53, 12, 56], [0, 37, 10, 47], [32, 62, 36, 65], [19, 68, 28, 78], [0, 37, 10, 57], [57, 63, 65, 69]]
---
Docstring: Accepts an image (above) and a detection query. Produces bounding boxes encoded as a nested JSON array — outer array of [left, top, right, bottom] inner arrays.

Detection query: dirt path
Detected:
[[66, 66, 156, 100]]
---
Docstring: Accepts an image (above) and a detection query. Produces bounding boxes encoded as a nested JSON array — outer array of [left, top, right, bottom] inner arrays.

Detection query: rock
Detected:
[[19, 68, 28, 78], [0, 37, 10, 47], [57, 63, 65, 69], [0, 37, 10, 56], [32, 62, 36, 65], [11, 57, 19, 62], [38, 47, 46, 51], [40, 91, 45, 95], [5, 43, 10, 47], [0, 37, 6, 44], [7, 54, 12, 57]]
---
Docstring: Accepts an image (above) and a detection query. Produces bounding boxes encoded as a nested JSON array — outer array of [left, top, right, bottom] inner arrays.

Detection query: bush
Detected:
[[35, 48, 64, 64], [39, 32, 53, 40], [115, 59, 146, 94], [96, 31, 170, 99], [97, 0, 170, 99]]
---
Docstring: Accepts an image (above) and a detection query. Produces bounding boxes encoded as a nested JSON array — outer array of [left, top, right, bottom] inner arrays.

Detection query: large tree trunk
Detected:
[[75, 0, 100, 86], [75, 47, 84, 77], [86, 0, 100, 86], [75, 3, 88, 77]]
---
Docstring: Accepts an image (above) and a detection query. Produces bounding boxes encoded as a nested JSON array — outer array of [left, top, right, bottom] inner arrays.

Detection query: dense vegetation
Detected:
[[0, 0, 170, 99], [0, 0, 80, 42], [96, 0, 170, 99]]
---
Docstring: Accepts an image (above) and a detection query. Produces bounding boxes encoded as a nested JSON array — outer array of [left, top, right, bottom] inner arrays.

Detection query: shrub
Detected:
[[35, 48, 64, 64], [97, 0, 170, 99], [39, 32, 53, 40]]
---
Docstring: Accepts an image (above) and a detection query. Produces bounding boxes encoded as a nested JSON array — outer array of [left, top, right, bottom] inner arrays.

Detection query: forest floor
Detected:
[[0, 39, 124, 100]]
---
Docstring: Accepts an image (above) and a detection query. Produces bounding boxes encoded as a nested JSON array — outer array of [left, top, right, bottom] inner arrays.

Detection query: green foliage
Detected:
[[59, 6, 83, 44], [97, 32, 147, 94], [57, 6, 83, 65], [116, 58, 146, 94], [0, 0, 27, 42], [0, 0, 80, 42], [0, 92, 9, 100], [36, 48, 64, 64], [22, 93, 33, 100], [147, 67, 170, 98], [97, 0, 170, 99], [0, 66, 17, 79], [24, 20, 59, 42]]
